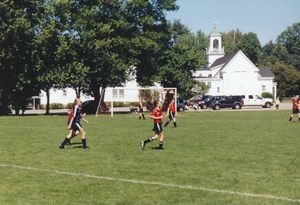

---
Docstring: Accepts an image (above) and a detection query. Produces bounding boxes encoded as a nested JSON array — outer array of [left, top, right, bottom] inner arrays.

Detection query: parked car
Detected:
[[242, 95, 273, 108], [189, 95, 210, 106], [177, 98, 185, 111], [211, 95, 244, 110], [0, 105, 12, 116], [199, 95, 223, 109]]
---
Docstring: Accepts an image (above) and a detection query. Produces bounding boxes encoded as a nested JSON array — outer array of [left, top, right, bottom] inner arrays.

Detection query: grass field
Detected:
[[0, 109, 300, 204]]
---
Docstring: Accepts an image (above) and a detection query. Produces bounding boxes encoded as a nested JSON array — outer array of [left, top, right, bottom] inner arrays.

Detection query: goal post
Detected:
[[96, 87, 177, 117]]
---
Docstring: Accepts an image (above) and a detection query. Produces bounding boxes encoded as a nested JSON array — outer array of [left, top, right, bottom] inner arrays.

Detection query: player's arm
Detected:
[[68, 118, 74, 130], [166, 107, 170, 117], [81, 117, 89, 124]]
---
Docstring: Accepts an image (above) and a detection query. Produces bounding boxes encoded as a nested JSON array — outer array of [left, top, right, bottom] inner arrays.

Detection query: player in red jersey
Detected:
[[164, 98, 177, 128], [141, 100, 165, 150], [289, 95, 300, 122], [139, 98, 146, 120]]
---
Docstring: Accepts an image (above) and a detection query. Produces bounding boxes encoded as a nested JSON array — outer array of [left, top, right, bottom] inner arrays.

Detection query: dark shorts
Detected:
[[139, 108, 144, 113], [153, 123, 163, 134], [169, 112, 175, 120], [72, 122, 82, 131], [292, 108, 299, 114], [67, 119, 71, 126]]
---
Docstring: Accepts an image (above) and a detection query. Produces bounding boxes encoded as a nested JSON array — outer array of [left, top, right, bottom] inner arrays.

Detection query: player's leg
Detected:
[[59, 129, 73, 149], [158, 132, 164, 150], [289, 113, 295, 122], [79, 128, 89, 149], [164, 114, 172, 127]]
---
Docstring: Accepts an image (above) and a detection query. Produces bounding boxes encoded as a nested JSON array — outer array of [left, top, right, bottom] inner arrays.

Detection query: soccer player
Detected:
[[288, 95, 300, 122], [66, 107, 86, 145], [164, 98, 177, 128], [59, 98, 89, 149], [139, 98, 146, 120], [141, 100, 165, 150]]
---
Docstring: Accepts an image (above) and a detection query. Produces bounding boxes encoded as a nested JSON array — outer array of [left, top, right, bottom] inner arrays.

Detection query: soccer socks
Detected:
[[159, 141, 164, 149], [298, 117, 300, 122], [139, 116, 141, 120], [144, 138, 153, 144], [164, 122, 169, 127], [289, 117, 293, 121], [60, 137, 69, 148], [142, 114, 145, 120], [173, 122, 177, 127], [82, 139, 87, 148]]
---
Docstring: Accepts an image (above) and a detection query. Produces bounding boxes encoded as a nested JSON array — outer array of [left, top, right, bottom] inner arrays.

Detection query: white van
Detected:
[[242, 95, 273, 108]]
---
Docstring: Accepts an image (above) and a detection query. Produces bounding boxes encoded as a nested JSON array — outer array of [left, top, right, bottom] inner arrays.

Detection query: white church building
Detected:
[[34, 26, 277, 108], [193, 26, 277, 99]]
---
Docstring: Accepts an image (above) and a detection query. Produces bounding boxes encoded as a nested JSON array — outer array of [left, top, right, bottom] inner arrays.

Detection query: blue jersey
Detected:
[[72, 106, 81, 124]]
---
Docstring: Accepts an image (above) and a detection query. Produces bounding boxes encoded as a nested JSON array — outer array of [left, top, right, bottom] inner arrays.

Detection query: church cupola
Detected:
[[206, 22, 225, 68]]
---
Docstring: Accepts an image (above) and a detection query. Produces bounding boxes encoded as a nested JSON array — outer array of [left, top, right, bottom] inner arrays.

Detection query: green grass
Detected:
[[0, 110, 300, 204]]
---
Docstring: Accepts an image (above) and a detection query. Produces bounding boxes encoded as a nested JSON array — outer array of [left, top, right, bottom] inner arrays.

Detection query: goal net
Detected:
[[96, 87, 177, 117]]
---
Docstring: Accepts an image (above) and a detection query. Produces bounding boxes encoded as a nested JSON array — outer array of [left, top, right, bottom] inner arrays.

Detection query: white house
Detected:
[[193, 26, 277, 99]]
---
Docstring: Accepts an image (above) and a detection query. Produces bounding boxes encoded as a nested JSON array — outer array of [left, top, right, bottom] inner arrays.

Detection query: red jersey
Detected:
[[293, 98, 298, 109], [139, 102, 143, 109], [168, 103, 176, 113], [68, 107, 74, 120], [151, 108, 162, 123]]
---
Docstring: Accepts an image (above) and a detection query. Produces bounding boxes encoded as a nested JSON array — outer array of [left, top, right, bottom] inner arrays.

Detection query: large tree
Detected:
[[0, 0, 39, 115], [54, 0, 178, 105], [238, 32, 261, 65], [272, 62, 300, 97]]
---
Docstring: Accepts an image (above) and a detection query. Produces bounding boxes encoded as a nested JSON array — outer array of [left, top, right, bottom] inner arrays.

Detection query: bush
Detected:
[[66, 103, 73, 109], [262, 92, 274, 99], [50, 103, 64, 109]]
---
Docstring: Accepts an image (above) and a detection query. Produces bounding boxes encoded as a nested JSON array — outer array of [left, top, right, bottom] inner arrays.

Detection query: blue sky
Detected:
[[166, 0, 300, 46]]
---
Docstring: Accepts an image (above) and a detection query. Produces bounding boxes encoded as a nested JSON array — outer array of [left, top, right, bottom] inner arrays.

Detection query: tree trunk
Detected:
[[91, 77, 101, 105], [46, 87, 50, 115]]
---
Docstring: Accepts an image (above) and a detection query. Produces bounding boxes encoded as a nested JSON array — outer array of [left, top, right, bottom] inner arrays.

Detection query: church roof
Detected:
[[210, 27, 221, 36], [210, 51, 238, 69], [258, 67, 274, 77]]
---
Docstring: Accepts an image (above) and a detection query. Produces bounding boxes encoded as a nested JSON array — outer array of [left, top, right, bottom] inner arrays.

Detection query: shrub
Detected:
[[50, 103, 64, 109], [66, 103, 73, 109], [262, 92, 274, 99]]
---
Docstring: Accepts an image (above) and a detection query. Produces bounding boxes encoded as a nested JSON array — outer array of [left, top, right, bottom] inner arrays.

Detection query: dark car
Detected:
[[211, 95, 244, 110], [80, 100, 98, 114], [189, 95, 210, 106], [199, 95, 223, 109], [177, 98, 185, 111], [0, 105, 12, 116]]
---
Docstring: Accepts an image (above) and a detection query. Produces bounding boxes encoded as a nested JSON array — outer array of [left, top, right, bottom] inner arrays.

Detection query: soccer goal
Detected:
[[96, 87, 177, 117]]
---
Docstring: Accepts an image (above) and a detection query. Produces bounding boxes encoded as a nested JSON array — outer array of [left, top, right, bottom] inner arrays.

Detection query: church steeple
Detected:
[[206, 22, 225, 68]]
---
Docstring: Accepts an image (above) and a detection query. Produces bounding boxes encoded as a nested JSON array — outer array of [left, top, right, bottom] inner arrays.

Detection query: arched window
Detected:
[[213, 39, 219, 49]]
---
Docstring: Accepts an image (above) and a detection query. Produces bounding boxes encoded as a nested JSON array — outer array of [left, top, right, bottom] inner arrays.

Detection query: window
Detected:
[[217, 87, 220, 93], [208, 74, 212, 78], [262, 85, 266, 92], [249, 95, 253, 99], [113, 89, 118, 98], [63, 89, 67, 97], [119, 89, 124, 98], [207, 82, 211, 88]]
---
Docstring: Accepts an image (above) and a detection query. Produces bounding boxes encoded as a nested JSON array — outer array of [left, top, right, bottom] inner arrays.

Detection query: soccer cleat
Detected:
[[59, 145, 64, 149], [158, 147, 164, 150], [83, 146, 90, 149], [141, 141, 145, 150]]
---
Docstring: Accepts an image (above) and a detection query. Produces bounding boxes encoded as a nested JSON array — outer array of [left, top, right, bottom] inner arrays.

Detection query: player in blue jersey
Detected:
[[59, 98, 89, 149]]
